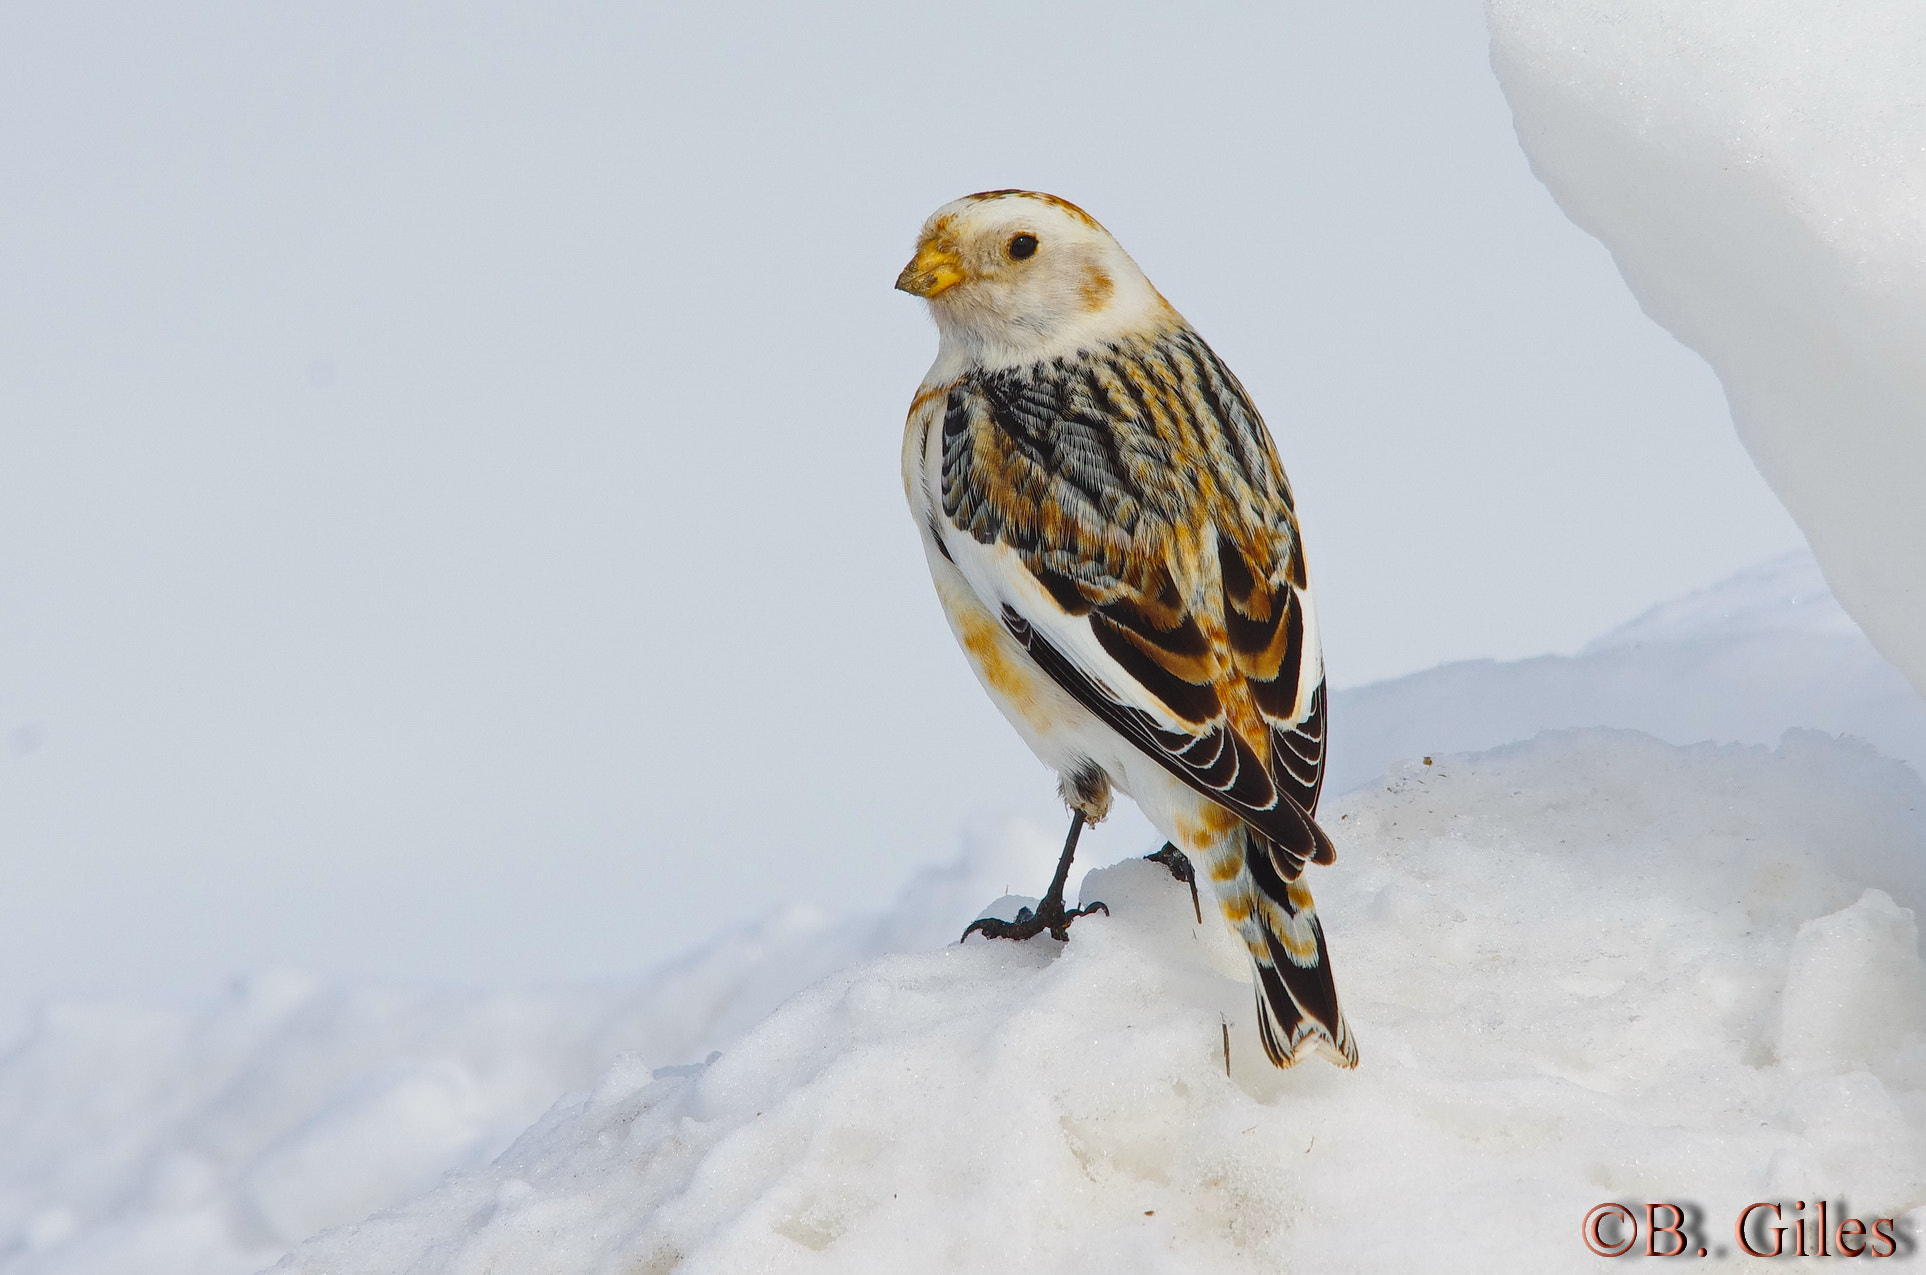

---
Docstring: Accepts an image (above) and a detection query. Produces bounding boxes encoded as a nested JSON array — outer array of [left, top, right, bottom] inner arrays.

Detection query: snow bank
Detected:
[[1331, 553, 1926, 792], [265, 729, 1926, 1272], [0, 826, 1066, 1275], [1486, 0, 1926, 694]]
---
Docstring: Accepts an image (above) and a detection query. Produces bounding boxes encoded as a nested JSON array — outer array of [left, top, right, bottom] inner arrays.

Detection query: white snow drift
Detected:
[[273, 730, 1926, 1272], [1486, 0, 1926, 695], [0, 828, 1069, 1275]]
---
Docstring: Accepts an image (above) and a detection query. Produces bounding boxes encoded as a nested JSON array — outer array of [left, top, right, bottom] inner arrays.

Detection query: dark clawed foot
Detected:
[[1144, 843, 1203, 924], [961, 898, 1109, 944], [963, 808, 1107, 943]]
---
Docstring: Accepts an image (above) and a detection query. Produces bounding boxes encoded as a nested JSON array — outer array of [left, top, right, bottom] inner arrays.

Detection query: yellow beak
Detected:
[[895, 242, 965, 299]]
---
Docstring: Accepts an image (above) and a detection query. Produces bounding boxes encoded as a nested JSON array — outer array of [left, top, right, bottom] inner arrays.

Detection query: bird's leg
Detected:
[[962, 810, 1109, 943], [1144, 842, 1203, 924]]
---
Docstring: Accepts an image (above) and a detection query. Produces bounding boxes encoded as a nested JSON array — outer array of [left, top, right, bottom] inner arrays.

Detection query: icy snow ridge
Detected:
[[1486, 0, 1926, 695], [1330, 553, 1926, 792], [273, 730, 1926, 1272]]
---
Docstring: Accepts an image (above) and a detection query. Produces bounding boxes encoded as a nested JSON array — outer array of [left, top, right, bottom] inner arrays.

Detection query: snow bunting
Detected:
[[896, 190, 1356, 1069]]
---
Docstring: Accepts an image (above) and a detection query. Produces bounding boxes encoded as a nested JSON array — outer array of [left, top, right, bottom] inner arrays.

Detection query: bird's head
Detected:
[[896, 190, 1175, 370]]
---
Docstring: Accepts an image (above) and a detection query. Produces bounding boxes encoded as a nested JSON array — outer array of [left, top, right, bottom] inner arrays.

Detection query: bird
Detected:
[[895, 190, 1356, 1070]]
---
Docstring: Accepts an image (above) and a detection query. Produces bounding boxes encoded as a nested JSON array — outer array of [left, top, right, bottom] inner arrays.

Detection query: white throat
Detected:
[[928, 275, 1171, 380]]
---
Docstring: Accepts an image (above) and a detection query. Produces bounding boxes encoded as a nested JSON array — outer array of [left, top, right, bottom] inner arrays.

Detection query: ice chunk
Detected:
[[1778, 890, 1926, 1074]]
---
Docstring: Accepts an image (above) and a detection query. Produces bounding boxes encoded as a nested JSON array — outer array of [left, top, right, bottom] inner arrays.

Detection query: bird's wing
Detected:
[[932, 327, 1333, 873]]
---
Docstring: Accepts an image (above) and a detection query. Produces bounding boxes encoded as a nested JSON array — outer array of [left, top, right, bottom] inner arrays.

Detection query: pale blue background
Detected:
[[0, 1, 1802, 1017]]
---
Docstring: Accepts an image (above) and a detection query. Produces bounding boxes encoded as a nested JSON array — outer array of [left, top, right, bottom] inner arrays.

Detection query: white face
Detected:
[[896, 191, 1173, 371]]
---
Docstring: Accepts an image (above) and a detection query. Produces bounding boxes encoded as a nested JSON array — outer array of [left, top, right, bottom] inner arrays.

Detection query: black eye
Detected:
[[1008, 233, 1039, 260]]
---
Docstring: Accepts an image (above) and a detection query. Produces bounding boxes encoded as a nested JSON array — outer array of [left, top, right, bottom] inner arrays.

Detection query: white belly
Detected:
[[924, 543, 1204, 843]]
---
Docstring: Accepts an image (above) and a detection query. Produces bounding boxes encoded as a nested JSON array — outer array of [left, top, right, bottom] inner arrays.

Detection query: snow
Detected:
[[1778, 891, 1926, 1077], [0, 829, 1065, 1275], [1330, 553, 1926, 791], [270, 731, 1926, 1272], [1486, 0, 1926, 694], [6, 558, 1926, 1273]]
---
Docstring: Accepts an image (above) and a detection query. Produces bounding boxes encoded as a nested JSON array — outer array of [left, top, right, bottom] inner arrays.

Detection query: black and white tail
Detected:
[[1228, 823, 1357, 1069]]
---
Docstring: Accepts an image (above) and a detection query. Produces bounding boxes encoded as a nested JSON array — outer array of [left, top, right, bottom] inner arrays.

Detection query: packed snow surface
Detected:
[[1486, 0, 1926, 695]]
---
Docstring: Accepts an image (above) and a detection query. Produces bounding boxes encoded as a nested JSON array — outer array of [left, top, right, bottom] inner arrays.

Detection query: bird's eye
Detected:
[[1008, 233, 1039, 260]]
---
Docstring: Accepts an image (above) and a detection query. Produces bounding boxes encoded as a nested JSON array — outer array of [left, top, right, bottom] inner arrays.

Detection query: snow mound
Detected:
[[1331, 554, 1926, 792], [273, 730, 1926, 1272], [0, 825, 1065, 1275], [1486, 0, 1926, 695]]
